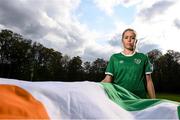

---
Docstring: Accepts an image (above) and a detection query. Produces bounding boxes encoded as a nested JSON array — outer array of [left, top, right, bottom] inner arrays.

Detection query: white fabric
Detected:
[[0, 78, 179, 119]]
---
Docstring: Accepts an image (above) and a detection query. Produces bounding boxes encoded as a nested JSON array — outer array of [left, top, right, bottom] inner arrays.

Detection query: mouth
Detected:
[[126, 44, 134, 50], [127, 43, 133, 47]]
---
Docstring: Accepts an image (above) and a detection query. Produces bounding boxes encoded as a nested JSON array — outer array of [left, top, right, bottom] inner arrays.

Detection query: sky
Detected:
[[0, 0, 180, 61]]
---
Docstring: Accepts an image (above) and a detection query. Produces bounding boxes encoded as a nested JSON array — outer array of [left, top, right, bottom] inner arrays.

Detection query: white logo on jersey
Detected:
[[134, 58, 141, 64], [119, 60, 124, 64]]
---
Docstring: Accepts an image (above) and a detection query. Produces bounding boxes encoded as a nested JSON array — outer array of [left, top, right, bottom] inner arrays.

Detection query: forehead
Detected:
[[124, 31, 136, 36]]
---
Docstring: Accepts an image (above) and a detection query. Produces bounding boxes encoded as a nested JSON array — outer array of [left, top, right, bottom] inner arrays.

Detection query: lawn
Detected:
[[156, 93, 180, 102]]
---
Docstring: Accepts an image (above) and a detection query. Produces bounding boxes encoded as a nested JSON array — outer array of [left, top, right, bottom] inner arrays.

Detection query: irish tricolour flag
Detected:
[[0, 78, 180, 119]]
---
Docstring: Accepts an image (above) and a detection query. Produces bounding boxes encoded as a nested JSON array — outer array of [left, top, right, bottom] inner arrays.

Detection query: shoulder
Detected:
[[135, 52, 148, 58], [108, 53, 121, 61], [112, 53, 121, 57], [110, 53, 121, 59], [135, 52, 150, 62]]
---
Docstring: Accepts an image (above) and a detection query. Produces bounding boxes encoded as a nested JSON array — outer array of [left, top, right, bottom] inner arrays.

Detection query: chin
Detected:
[[126, 47, 134, 51]]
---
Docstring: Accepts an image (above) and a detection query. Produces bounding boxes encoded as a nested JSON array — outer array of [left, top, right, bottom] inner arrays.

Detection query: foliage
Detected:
[[0, 29, 180, 93]]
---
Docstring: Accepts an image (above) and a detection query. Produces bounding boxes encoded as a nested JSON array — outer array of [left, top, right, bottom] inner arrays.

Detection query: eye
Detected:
[[124, 36, 128, 39]]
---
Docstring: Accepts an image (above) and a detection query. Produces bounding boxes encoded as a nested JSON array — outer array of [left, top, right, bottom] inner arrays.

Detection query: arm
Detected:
[[146, 74, 156, 99], [101, 75, 113, 83]]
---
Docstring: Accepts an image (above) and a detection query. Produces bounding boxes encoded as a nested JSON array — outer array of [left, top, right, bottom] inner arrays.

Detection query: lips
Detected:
[[127, 43, 133, 47]]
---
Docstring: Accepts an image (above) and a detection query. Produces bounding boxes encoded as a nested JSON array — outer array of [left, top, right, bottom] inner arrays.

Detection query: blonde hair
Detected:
[[121, 28, 137, 40]]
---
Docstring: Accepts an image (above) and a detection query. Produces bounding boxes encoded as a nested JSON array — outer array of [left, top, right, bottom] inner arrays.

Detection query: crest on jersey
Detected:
[[119, 60, 124, 64], [134, 58, 141, 64]]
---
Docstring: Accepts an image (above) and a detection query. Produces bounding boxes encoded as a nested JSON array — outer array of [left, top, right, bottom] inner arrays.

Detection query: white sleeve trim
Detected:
[[146, 72, 152, 74], [105, 72, 113, 76]]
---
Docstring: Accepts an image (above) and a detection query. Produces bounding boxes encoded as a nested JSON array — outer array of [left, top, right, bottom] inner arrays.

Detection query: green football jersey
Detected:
[[105, 52, 153, 98]]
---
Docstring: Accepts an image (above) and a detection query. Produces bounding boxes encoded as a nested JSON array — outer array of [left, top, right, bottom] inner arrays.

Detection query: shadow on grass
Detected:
[[156, 93, 180, 102]]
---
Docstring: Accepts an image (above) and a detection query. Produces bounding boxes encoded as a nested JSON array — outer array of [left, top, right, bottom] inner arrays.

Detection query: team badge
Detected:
[[134, 58, 141, 64], [119, 60, 124, 64]]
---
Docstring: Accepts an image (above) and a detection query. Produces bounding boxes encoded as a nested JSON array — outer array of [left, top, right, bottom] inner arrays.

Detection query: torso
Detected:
[[111, 52, 147, 98]]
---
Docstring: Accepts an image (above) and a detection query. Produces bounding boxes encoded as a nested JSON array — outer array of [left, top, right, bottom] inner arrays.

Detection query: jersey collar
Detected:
[[120, 51, 136, 57]]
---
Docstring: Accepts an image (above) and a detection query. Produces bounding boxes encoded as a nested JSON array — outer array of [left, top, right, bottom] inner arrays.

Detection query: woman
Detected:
[[101, 28, 156, 99]]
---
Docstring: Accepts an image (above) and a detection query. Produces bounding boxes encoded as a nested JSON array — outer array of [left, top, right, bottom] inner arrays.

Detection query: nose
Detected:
[[127, 38, 132, 42]]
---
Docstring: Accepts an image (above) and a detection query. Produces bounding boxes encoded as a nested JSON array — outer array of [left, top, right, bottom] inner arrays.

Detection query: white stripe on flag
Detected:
[[0, 78, 179, 119]]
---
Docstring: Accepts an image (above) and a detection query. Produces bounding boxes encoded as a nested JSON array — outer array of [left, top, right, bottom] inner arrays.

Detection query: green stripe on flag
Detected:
[[101, 82, 167, 111], [178, 106, 180, 119]]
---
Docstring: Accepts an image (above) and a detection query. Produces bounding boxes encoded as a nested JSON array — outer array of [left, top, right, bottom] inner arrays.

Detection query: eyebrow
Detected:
[[124, 35, 135, 37]]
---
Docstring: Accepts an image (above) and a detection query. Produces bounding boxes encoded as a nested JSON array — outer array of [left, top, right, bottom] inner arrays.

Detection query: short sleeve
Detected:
[[145, 55, 153, 74], [105, 55, 114, 76]]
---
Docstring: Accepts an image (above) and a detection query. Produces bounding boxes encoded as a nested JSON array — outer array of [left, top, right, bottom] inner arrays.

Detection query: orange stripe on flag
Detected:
[[0, 85, 50, 119]]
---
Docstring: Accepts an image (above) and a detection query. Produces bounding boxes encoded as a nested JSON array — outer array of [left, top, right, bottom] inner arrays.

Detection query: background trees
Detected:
[[147, 49, 180, 93], [0, 29, 180, 93]]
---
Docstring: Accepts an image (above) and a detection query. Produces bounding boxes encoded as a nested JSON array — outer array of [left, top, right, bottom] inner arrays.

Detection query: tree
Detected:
[[1, 29, 180, 94], [147, 49, 162, 64], [0, 30, 15, 78], [147, 49, 163, 90], [0, 29, 32, 79], [154, 50, 180, 93], [89, 58, 107, 82], [67, 56, 83, 81]]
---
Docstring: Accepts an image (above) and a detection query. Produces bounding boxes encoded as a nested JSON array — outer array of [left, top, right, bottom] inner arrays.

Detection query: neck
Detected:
[[122, 49, 135, 55]]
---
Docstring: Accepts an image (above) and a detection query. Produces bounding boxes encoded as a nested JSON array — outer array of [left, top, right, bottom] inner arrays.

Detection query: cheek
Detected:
[[122, 39, 127, 44], [131, 41, 136, 45], [122, 41, 127, 46]]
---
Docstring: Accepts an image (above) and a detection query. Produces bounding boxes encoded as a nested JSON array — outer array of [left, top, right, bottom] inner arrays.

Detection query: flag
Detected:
[[0, 78, 179, 119]]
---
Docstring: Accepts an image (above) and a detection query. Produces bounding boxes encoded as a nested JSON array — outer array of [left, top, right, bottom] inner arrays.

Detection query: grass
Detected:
[[156, 93, 180, 102]]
